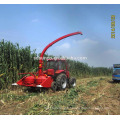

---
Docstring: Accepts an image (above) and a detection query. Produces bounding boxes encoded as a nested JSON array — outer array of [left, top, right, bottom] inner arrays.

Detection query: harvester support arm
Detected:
[[38, 31, 83, 76]]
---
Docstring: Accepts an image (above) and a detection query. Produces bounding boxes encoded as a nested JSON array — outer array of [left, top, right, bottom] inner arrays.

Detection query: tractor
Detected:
[[12, 32, 83, 91], [43, 58, 75, 91]]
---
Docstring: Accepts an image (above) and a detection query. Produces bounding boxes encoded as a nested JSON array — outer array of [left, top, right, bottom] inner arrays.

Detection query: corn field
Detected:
[[67, 60, 112, 78], [0, 39, 112, 89], [0, 39, 38, 89]]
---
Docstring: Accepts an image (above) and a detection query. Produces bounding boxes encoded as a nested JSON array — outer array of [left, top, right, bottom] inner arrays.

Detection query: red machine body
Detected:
[[16, 75, 53, 88], [12, 32, 83, 89]]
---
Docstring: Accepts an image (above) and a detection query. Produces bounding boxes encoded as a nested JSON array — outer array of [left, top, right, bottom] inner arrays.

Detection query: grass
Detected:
[[87, 80, 99, 87], [26, 84, 90, 115], [0, 91, 38, 102], [0, 76, 120, 115]]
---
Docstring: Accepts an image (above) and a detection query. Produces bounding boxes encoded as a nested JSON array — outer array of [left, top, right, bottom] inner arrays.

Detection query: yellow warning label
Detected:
[[36, 76, 38, 79]]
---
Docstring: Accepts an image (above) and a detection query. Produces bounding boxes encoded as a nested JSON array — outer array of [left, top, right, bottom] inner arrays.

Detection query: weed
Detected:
[[0, 92, 38, 102], [99, 77, 105, 80], [87, 80, 99, 87]]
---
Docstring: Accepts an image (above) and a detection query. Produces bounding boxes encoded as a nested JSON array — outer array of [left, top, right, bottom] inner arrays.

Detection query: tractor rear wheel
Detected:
[[51, 81, 57, 92], [56, 73, 67, 90], [69, 77, 76, 88]]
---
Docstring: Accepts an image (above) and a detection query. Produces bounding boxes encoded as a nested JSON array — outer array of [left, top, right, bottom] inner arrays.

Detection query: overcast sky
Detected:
[[0, 4, 120, 67]]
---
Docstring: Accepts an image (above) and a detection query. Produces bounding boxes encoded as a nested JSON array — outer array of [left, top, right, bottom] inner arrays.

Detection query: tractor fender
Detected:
[[55, 70, 65, 74], [55, 70, 69, 78]]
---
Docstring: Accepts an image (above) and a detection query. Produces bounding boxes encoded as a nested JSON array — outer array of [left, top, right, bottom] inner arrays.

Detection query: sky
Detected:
[[0, 4, 120, 67]]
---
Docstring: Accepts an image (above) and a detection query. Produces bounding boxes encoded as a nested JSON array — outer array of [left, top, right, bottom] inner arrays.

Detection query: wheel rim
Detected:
[[61, 77, 67, 89], [70, 79, 76, 87], [53, 83, 57, 89], [72, 81, 76, 87]]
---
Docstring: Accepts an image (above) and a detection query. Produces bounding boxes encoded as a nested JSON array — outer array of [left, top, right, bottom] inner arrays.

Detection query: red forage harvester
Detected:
[[12, 32, 83, 91]]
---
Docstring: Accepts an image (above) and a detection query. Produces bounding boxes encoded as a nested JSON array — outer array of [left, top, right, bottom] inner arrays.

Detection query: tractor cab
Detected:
[[44, 59, 69, 78]]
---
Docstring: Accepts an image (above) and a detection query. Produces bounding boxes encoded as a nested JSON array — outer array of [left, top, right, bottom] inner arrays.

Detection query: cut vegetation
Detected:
[[0, 76, 120, 115]]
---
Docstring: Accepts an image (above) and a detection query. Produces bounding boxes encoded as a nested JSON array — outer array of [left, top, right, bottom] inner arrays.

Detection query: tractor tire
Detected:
[[51, 81, 57, 92], [56, 73, 67, 90], [69, 77, 76, 88]]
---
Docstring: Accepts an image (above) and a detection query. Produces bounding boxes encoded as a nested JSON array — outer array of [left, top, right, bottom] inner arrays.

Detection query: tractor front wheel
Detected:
[[56, 73, 67, 90], [69, 77, 76, 88], [51, 81, 57, 92]]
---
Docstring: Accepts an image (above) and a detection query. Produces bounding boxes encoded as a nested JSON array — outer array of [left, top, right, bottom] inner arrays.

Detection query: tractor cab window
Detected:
[[58, 61, 66, 70], [45, 60, 66, 70], [46, 61, 58, 70]]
